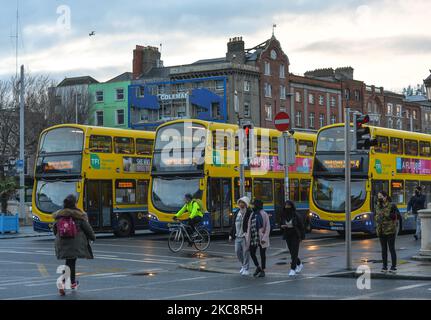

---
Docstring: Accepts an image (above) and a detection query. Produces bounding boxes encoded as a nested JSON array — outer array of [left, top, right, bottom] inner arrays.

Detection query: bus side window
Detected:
[[391, 180, 404, 205], [234, 178, 252, 201], [271, 137, 278, 155], [289, 179, 300, 202], [114, 137, 135, 154], [405, 180, 419, 204], [136, 180, 149, 205], [300, 179, 311, 202], [298, 140, 314, 156], [89, 135, 112, 153], [136, 139, 153, 155], [375, 136, 389, 153], [420, 141, 431, 157], [390, 137, 403, 155], [405, 140, 418, 156], [253, 179, 273, 203], [420, 182, 431, 203], [116, 180, 136, 204]]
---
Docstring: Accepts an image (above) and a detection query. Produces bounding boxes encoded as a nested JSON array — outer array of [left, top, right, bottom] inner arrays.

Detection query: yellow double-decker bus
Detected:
[[310, 123, 426, 234], [147, 120, 316, 234], [32, 124, 155, 237]]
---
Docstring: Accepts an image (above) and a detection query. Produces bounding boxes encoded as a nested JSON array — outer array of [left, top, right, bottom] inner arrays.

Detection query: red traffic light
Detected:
[[356, 114, 370, 128]]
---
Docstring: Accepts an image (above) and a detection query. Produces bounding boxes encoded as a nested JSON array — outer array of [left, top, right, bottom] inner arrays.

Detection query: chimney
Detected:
[[335, 67, 354, 80], [226, 37, 245, 64], [133, 45, 162, 80]]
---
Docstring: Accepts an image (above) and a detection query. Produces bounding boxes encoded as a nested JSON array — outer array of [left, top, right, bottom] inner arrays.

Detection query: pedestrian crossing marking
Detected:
[[37, 264, 49, 277]]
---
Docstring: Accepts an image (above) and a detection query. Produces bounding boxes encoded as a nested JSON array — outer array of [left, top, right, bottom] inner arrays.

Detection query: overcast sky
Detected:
[[0, 0, 430, 91]]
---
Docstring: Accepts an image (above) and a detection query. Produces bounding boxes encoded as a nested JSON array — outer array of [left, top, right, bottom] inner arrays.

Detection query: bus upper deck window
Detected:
[[405, 139, 418, 156], [114, 137, 135, 154], [89, 135, 112, 153], [298, 140, 314, 156], [375, 136, 389, 153], [420, 141, 431, 157], [390, 137, 403, 155], [136, 139, 153, 155]]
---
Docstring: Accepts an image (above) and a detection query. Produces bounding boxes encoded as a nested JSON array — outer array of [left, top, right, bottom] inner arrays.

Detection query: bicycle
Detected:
[[167, 220, 210, 253]]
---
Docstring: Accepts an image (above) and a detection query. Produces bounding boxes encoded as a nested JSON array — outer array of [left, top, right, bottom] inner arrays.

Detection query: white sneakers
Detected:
[[240, 267, 250, 276], [295, 263, 304, 274], [288, 269, 296, 276]]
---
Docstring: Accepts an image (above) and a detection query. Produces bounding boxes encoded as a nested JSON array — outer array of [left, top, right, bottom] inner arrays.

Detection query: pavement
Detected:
[[0, 226, 51, 239], [179, 232, 431, 281]]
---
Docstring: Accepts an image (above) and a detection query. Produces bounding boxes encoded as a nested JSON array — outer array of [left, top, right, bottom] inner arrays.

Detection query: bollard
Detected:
[[413, 203, 431, 261]]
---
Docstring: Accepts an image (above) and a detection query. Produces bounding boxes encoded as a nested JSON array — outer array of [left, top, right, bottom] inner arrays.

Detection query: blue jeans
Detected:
[[415, 214, 422, 238]]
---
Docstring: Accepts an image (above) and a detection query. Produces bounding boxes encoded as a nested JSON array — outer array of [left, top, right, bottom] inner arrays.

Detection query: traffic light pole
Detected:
[[283, 132, 290, 202], [345, 107, 352, 271]]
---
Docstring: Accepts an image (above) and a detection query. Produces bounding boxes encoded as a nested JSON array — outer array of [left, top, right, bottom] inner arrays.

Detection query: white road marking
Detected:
[[343, 282, 430, 300]]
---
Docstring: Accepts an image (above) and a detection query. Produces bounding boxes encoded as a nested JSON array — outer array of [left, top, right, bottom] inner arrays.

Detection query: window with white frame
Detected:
[[319, 114, 325, 128], [295, 91, 302, 103], [216, 80, 224, 91], [280, 64, 285, 78], [265, 104, 272, 121], [95, 111, 104, 126], [116, 110, 125, 125], [331, 96, 336, 107], [280, 106, 286, 112], [264, 61, 271, 75], [309, 112, 315, 128], [318, 95, 324, 106], [396, 105, 402, 117], [331, 114, 337, 124], [388, 118, 393, 128], [308, 94, 314, 104], [264, 83, 272, 97], [244, 103, 250, 117], [413, 110, 417, 119], [355, 90, 361, 101], [116, 88, 125, 101], [387, 103, 393, 115], [96, 91, 104, 103], [405, 110, 410, 118], [244, 80, 251, 92], [397, 119, 402, 130], [280, 85, 286, 100], [296, 111, 302, 127], [344, 89, 350, 100]]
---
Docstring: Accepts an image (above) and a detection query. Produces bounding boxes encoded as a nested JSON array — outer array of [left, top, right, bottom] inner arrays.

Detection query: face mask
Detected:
[[378, 198, 384, 205]]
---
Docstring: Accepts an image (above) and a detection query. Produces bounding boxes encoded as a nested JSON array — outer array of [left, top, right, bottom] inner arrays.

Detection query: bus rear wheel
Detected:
[[114, 215, 134, 237]]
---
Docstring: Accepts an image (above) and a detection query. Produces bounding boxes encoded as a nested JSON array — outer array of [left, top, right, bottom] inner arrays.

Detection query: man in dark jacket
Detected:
[[407, 186, 426, 240], [53, 195, 96, 295]]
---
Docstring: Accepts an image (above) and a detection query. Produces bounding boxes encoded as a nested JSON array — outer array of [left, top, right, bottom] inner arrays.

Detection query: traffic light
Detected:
[[354, 114, 378, 150], [241, 124, 254, 163]]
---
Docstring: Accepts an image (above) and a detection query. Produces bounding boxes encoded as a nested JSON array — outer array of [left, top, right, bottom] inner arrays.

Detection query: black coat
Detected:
[[229, 208, 252, 239], [280, 210, 305, 241]]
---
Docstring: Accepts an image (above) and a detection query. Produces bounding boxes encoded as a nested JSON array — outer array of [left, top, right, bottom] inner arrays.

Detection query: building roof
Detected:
[[106, 72, 133, 83], [57, 76, 99, 87], [192, 57, 226, 65]]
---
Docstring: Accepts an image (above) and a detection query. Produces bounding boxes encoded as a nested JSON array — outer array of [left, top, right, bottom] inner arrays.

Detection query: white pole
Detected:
[[345, 107, 352, 270], [19, 65, 25, 222]]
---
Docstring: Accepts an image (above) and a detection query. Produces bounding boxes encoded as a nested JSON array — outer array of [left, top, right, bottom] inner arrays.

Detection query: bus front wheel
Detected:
[[114, 215, 134, 237]]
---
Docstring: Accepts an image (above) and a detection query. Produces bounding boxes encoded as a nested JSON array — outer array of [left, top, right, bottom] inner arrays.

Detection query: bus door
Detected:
[[371, 180, 389, 212], [86, 180, 113, 230], [208, 178, 232, 232], [274, 179, 285, 228]]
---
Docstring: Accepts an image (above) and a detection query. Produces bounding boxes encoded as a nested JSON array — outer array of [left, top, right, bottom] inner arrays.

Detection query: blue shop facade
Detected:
[[128, 76, 228, 131]]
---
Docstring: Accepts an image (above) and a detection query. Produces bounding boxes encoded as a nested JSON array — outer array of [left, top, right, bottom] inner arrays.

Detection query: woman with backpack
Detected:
[[53, 194, 96, 296], [280, 200, 305, 277], [374, 191, 397, 273], [245, 199, 270, 278]]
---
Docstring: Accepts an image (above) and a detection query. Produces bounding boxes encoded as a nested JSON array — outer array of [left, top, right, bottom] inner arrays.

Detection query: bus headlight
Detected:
[[354, 214, 370, 221], [309, 212, 320, 219], [32, 215, 40, 222], [147, 213, 159, 221]]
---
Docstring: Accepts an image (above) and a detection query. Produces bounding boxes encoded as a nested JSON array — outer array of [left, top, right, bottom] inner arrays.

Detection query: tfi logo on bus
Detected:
[[90, 154, 101, 169]]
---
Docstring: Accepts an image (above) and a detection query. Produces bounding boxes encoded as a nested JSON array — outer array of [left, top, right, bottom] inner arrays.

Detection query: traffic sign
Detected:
[[274, 112, 290, 132]]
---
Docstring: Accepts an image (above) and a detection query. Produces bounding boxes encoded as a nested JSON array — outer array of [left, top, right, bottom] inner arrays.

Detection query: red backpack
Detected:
[[58, 216, 78, 239]]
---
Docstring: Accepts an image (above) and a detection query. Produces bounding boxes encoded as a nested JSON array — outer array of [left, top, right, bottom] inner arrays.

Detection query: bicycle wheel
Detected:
[[193, 227, 210, 252], [168, 229, 184, 253]]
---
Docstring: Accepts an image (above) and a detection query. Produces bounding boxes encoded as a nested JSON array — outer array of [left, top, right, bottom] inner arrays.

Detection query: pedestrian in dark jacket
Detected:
[[229, 196, 252, 276], [53, 194, 95, 295], [280, 200, 305, 277], [407, 186, 426, 240], [374, 191, 397, 273]]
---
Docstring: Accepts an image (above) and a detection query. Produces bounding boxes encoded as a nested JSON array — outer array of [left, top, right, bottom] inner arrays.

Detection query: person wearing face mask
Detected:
[[407, 186, 426, 240], [375, 191, 398, 273], [280, 200, 305, 277]]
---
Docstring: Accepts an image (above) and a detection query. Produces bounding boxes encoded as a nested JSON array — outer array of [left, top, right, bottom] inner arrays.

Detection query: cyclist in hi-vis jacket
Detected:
[[174, 194, 204, 237]]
